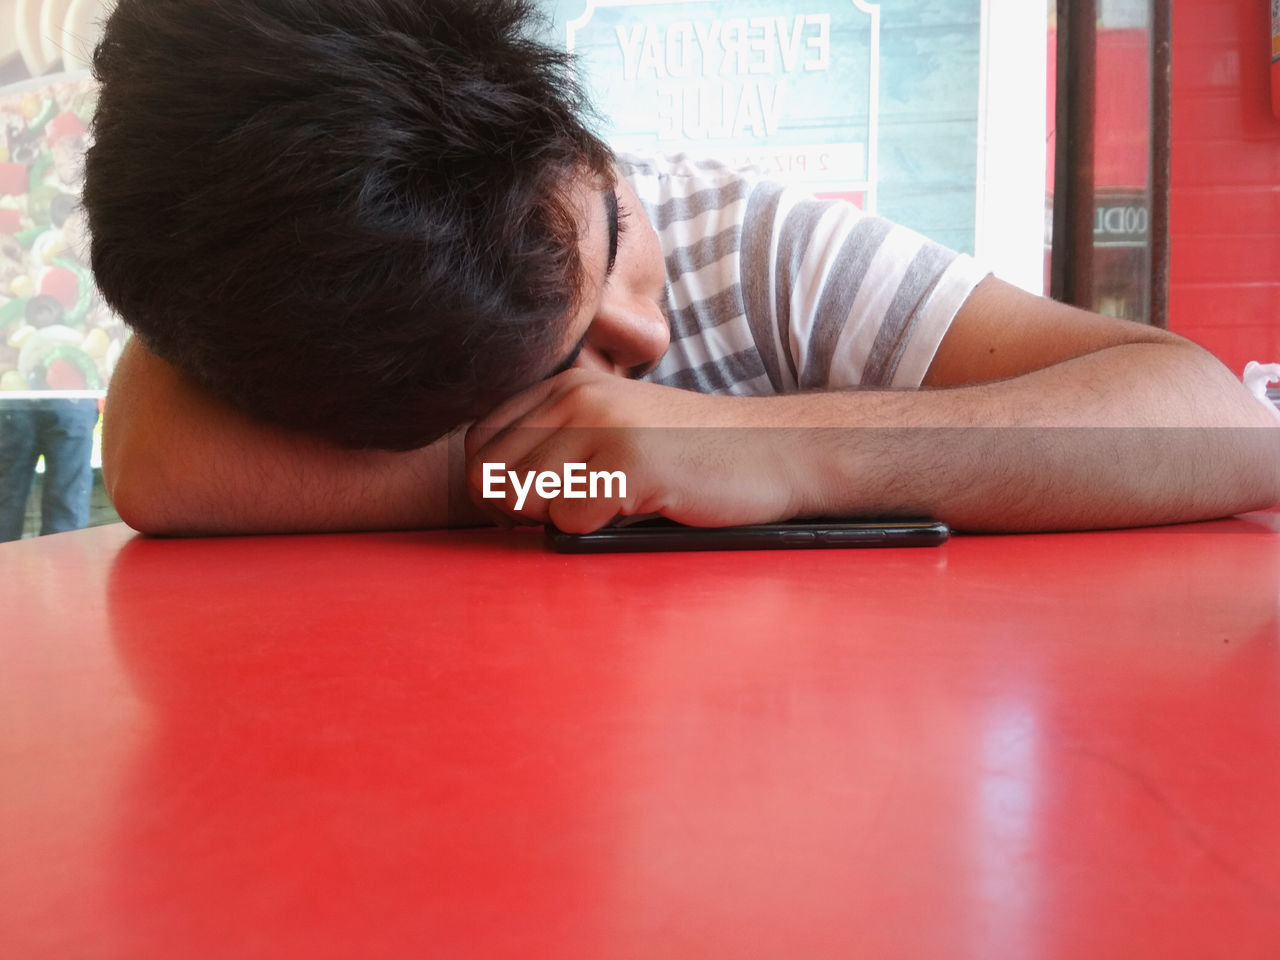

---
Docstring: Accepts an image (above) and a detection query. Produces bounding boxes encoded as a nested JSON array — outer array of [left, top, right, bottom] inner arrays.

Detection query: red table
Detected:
[[3, 517, 1280, 958]]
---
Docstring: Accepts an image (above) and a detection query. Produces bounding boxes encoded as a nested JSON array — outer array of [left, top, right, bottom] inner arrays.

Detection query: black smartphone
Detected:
[[544, 517, 950, 553]]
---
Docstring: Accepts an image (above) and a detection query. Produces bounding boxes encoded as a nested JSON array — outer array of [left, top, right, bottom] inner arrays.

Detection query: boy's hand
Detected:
[[464, 369, 810, 531]]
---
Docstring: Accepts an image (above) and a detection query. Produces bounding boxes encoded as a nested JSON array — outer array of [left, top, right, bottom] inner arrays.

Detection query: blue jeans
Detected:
[[0, 399, 100, 542]]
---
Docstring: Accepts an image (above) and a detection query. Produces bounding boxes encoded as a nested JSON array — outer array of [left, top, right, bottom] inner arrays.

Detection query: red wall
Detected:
[[1169, 0, 1280, 373]]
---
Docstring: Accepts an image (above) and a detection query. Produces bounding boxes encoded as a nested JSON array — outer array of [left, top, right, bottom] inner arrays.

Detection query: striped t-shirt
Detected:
[[621, 153, 989, 395]]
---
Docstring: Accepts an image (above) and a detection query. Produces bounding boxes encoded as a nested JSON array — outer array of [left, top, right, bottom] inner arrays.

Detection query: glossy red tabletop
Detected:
[[3, 517, 1280, 958]]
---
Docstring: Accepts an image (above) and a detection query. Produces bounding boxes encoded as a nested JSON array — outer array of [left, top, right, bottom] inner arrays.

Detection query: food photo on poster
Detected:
[[0, 1, 121, 400]]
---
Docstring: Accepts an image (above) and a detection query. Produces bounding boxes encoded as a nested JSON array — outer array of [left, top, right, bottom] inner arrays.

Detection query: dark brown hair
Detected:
[[85, 0, 613, 449]]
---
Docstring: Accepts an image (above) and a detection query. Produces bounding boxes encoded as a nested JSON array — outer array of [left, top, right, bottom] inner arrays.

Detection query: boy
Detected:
[[85, 0, 1280, 535]]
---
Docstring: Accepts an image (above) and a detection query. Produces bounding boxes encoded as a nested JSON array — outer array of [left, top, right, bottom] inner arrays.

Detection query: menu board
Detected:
[[539, 0, 982, 252]]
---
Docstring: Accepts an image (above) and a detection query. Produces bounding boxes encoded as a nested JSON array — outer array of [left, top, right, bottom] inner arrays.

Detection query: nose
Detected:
[[582, 288, 670, 374]]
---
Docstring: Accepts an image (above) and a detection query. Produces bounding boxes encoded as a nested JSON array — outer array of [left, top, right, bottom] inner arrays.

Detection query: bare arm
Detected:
[[786, 345, 1280, 531], [823, 277, 1280, 529], [102, 339, 483, 535], [468, 278, 1280, 532], [105, 278, 1280, 535]]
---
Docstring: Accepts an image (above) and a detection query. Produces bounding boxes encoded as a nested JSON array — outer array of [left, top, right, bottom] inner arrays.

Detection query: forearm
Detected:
[[103, 341, 482, 535], [784, 341, 1280, 531]]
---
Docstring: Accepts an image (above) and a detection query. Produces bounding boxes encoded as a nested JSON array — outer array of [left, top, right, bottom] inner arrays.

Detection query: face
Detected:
[[550, 167, 669, 379]]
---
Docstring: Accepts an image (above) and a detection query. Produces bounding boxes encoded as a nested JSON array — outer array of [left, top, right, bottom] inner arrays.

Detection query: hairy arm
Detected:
[[468, 278, 1280, 532], [105, 278, 1280, 535], [103, 339, 484, 535]]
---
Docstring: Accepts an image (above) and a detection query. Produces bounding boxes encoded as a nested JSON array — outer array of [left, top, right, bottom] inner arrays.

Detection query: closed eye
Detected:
[[543, 336, 586, 379], [604, 189, 629, 276]]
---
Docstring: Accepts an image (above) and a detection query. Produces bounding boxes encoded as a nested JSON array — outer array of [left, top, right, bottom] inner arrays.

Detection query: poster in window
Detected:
[[0, 1, 115, 399], [539, 0, 981, 253]]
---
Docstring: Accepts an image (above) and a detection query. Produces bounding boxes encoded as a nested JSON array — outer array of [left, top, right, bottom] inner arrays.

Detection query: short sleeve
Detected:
[[739, 183, 989, 391], [625, 153, 989, 395]]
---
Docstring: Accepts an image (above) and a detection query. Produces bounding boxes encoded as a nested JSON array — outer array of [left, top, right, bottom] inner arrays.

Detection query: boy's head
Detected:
[[84, 0, 615, 449]]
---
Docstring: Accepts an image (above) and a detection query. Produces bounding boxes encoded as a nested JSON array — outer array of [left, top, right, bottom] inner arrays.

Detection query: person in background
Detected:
[[0, 397, 99, 541]]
